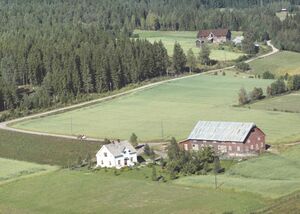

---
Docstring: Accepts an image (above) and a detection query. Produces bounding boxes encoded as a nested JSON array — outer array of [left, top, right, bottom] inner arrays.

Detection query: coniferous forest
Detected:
[[0, 0, 299, 119]]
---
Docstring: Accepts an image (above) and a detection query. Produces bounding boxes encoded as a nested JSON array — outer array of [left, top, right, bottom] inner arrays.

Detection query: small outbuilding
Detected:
[[96, 141, 137, 169], [179, 121, 265, 157]]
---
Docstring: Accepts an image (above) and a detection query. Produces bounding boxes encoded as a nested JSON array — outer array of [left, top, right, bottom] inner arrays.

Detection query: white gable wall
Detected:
[[96, 145, 137, 169]]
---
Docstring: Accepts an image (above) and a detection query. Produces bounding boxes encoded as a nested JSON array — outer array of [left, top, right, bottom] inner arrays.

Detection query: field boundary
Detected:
[[0, 41, 279, 142]]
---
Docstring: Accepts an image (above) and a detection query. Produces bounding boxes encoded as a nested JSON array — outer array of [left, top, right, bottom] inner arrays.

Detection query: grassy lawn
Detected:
[[0, 129, 103, 166], [12, 71, 300, 144], [0, 158, 57, 184], [135, 30, 245, 61], [0, 169, 268, 214], [249, 51, 300, 76], [174, 145, 300, 199], [249, 91, 300, 113]]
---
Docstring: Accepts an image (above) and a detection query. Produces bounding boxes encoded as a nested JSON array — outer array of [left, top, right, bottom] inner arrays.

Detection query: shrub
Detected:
[[236, 62, 250, 72], [262, 71, 275, 79]]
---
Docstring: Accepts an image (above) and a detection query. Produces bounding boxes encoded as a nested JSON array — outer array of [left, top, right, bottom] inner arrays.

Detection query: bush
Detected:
[[236, 62, 250, 72], [262, 71, 275, 79]]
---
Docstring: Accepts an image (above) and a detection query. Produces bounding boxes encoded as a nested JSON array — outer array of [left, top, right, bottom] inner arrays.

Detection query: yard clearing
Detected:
[[0, 158, 57, 184], [174, 145, 300, 199], [0, 169, 268, 214], [249, 51, 300, 76], [11, 71, 300, 144], [135, 30, 245, 61]]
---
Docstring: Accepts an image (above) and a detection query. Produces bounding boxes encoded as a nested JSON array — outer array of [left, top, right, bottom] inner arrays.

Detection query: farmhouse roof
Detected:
[[188, 121, 256, 142], [104, 141, 136, 157], [197, 29, 229, 38]]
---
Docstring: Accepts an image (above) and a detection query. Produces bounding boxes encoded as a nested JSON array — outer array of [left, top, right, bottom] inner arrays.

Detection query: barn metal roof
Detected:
[[104, 141, 136, 157], [188, 121, 256, 142]]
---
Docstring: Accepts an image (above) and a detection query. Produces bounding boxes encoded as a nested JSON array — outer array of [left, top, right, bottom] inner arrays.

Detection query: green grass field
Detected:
[[135, 30, 245, 61], [249, 51, 300, 76], [0, 158, 57, 184], [12, 71, 300, 144], [174, 145, 300, 199], [0, 169, 268, 214], [249, 91, 300, 113], [0, 129, 103, 166]]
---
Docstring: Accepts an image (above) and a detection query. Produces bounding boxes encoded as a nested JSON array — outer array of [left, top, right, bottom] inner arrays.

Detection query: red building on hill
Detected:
[[179, 121, 265, 157], [196, 29, 231, 47]]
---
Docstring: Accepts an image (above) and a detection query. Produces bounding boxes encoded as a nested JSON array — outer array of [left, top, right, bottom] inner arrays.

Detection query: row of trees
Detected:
[[238, 74, 300, 105]]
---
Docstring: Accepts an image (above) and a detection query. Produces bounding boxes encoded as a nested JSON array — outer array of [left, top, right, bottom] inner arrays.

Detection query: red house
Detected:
[[179, 121, 265, 157]]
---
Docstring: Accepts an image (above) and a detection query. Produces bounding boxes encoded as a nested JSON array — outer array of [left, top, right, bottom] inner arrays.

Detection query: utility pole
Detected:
[[161, 120, 164, 140]]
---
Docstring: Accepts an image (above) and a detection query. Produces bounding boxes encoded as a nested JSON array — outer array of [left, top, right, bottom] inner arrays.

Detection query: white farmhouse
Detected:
[[96, 141, 137, 169]]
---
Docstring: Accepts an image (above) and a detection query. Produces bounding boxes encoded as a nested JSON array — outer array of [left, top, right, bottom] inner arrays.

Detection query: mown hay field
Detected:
[[249, 51, 300, 76], [11, 71, 300, 144], [174, 145, 300, 199], [0, 158, 57, 184], [0, 168, 268, 214]]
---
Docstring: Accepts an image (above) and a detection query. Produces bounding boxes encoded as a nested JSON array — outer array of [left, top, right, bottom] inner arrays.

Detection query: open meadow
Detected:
[[174, 145, 300, 199], [12, 71, 300, 144], [249, 51, 300, 76], [0, 168, 268, 214], [0, 158, 57, 185], [135, 30, 245, 61]]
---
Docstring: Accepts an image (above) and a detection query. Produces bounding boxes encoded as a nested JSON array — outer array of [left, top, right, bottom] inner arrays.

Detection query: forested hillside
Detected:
[[0, 0, 299, 120]]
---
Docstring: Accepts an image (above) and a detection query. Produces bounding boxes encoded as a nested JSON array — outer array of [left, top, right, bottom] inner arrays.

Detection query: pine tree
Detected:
[[172, 42, 186, 74], [186, 48, 197, 73]]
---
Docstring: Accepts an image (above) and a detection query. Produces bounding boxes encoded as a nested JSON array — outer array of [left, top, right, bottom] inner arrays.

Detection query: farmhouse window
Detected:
[[104, 152, 107, 157]]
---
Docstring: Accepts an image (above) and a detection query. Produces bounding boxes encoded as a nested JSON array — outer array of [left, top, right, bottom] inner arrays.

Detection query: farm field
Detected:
[[0, 129, 103, 166], [12, 71, 300, 144], [249, 91, 300, 113], [0, 169, 268, 214], [249, 51, 300, 76], [135, 30, 245, 61], [0, 158, 57, 184], [174, 145, 300, 199]]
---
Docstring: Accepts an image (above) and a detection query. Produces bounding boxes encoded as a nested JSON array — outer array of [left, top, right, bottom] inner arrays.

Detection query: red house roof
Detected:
[[197, 29, 229, 38]]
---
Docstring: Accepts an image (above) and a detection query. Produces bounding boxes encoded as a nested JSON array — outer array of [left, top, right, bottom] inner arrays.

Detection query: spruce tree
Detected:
[[172, 42, 186, 74]]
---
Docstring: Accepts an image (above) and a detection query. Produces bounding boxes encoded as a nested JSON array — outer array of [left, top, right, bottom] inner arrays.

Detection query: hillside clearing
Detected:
[[11, 71, 300, 144], [135, 30, 245, 61]]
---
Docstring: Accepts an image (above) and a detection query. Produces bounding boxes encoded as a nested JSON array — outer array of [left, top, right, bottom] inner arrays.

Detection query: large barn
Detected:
[[179, 121, 265, 157], [196, 29, 231, 47]]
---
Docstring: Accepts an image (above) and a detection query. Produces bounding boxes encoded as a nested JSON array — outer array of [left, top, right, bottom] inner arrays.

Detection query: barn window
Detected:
[[184, 144, 188, 151], [237, 146, 240, 152], [104, 152, 107, 157], [258, 137, 261, 141], [247, 139, 251, 143]]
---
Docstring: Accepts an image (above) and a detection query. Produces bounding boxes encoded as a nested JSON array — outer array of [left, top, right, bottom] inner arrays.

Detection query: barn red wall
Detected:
[[179, 127, 265, 157]]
